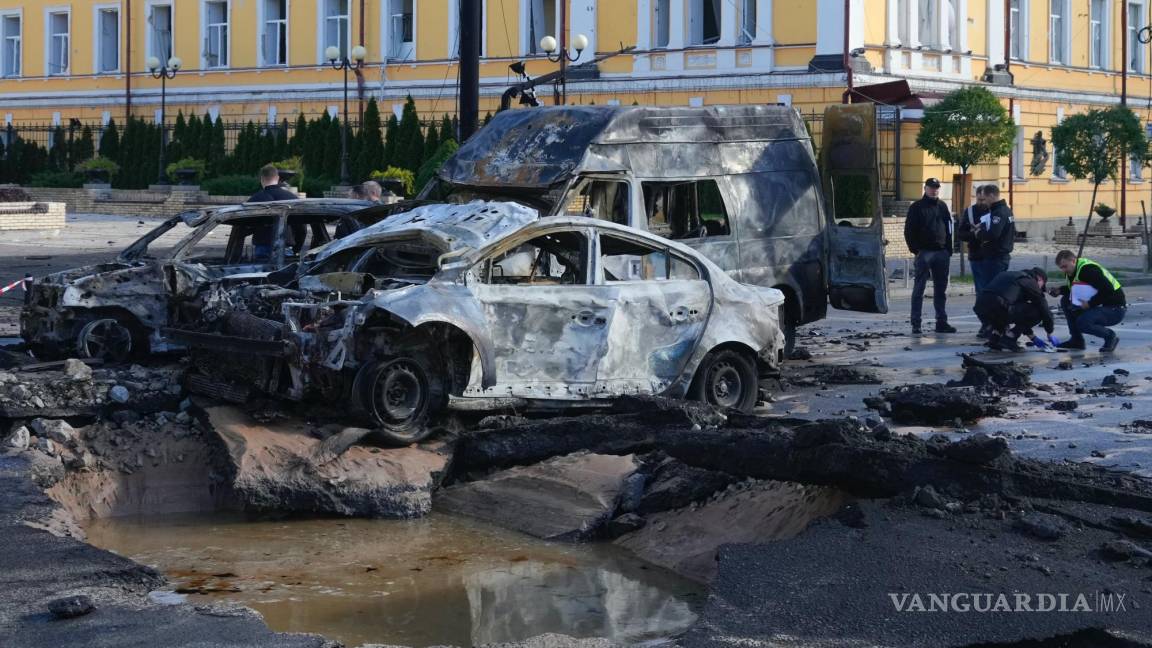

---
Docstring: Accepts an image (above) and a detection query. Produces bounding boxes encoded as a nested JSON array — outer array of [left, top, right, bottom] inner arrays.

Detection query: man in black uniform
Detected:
[[973, 184, 1015, 284], [246, 164, 298, 260], [973, 267, 1053, 352], [904, 178, 956, 334]]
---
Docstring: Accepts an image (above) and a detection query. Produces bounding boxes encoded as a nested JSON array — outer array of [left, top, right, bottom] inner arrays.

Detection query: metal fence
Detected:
[[800, 106, 901, 198]]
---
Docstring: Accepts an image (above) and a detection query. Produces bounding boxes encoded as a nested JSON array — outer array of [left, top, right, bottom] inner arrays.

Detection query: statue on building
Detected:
[[1029, 131, 1049, 177]]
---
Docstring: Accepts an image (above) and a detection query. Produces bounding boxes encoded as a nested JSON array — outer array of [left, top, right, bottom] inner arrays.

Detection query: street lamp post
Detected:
[[326, 44, 367, 186], [147, 55, 181, 185], [539, 33, 588, 105]]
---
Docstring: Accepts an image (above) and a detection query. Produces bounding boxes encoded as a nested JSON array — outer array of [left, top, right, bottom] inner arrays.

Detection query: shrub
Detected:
[[77, 156, 121, 176], [300, 174, 335, 198], [202, 175, 261, 196], [27, 171, 84, 188], [369, 166, 416, 196], [0, 186, 33, 202], [414, 139, 458, 195], [272, 156, 303, 186], [165, 157, 207, 184]]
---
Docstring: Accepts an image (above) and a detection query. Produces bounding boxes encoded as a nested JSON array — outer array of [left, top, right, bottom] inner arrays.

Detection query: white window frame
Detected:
[[1089, 0, 1110, 69], [688, 0, 724, 46], [1049, 0, 1070, 65], [448, 0, 487, 60], [1129, 1, 1147, 73], [145, 1, 174, 64], [738, 0, 756, 45], [201, 0, 230, 69], [653, 0, 671, 48], [523, 0, 561, 56], [258, 0, 289, 67], [386, 0, 415, 61], [45, 7, 70, 77], [1012, 105, 1025, 181], [93, 3, 121, 74], [318, 0, 351, 63], [0, 11, 21, 79], [1009, 0, 1029, 60]]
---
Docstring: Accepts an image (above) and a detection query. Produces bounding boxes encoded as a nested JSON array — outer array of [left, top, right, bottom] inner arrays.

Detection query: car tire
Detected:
[[357, 355, 446, 446], [688, 348, 759, 413], [76, 318, 136, 363]]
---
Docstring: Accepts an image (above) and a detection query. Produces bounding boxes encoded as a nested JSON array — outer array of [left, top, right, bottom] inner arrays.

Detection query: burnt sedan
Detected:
[[21, 199, 372, 360], [170, 201, 785, 444]]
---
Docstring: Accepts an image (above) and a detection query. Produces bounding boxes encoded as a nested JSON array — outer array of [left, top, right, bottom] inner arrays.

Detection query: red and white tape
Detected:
[[0, 275, 31, 294]]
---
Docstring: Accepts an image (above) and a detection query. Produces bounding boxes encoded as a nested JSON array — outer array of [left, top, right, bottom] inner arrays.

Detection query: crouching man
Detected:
[[973, 267, 1054, 352], [1049, 250, 1126, 353]]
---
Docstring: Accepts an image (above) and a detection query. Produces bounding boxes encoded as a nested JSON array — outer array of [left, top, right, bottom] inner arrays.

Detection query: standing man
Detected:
[[973, 267, 1053, 352], [957, 185, 992, 335], [973, 184, 1015, 285], [1049, 250, 1126, 352], [247, 164, 299, 260], [904, 178, 956, 334]]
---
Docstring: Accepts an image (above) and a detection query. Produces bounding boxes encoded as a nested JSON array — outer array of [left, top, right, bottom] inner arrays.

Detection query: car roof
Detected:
[[178, 198, 374, 225]]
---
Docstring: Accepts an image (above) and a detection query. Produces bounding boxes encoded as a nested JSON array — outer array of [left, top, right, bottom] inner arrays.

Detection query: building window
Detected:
[[96, 8, 119, 73], [48, 11, 69, 76], [149, 4, 173, 62], [1049, 0, 1068, 64], [204, 1, 229, 68], [739, 0, 756, 45], [943, 0, 960, 50], [1, 15, 20, 78], [688, 0, 722, 46], [654, 0, 670, 48], [918, 0, 938, 47], [1130, 2, 1146, 73], [1090, 0, 1107, 69], [388, 0, 414, 60], [325, 0, 350, 58], [1010, 0, 1026, 59], [262, 0, 287, 66], [527, 0, 558, 55], [449, 0, 484, 60]]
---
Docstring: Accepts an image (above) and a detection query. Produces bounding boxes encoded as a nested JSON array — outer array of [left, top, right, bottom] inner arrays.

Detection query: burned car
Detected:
[[170, 201, 785, 444], [20, 199, 372, 360], [421, 104, 889, 352]]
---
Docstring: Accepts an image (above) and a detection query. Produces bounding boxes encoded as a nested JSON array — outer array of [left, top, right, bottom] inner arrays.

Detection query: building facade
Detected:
[[0, 0, 1149, 233]]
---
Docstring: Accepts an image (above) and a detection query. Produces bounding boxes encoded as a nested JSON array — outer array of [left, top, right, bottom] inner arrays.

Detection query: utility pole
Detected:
[[458, 0, 481, 141]]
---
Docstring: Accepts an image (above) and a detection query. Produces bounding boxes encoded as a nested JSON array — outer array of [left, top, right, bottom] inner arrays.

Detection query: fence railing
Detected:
[[800, 107, 901, 199]]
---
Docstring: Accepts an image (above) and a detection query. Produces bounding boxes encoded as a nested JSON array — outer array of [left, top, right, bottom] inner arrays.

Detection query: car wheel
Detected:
[[357, 355, 446, 445], [688, 349, 758, 413], [76, 318, 134, 363]]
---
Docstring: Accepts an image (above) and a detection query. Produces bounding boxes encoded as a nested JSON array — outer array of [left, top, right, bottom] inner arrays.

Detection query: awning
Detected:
[[847, 80, 925, 109]]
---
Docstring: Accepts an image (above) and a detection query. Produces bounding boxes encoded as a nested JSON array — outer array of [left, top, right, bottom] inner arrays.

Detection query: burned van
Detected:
[[422, 104, 888, 347]]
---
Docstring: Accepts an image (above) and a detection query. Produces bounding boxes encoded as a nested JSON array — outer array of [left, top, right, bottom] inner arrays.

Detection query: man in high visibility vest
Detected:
[[1049, 250, 1126, 352]]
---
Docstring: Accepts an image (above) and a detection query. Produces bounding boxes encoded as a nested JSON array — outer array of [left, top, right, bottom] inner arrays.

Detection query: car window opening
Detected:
[[643, 179, 730, 240]]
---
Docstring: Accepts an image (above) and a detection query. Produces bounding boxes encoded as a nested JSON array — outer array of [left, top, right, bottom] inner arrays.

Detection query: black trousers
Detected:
[[973, 294, 1045, 337]]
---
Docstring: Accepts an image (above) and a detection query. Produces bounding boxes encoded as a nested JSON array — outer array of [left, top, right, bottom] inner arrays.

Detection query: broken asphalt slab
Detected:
[[204, 405, 449, 518], [436, 452, 640, 541], [681, 499, 1152, 648]]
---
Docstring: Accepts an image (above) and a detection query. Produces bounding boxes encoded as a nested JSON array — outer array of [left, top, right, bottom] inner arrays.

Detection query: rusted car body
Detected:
[[20, 199, 372, 360], [170, 201, 785, 444], [422, 104, 888, 347]]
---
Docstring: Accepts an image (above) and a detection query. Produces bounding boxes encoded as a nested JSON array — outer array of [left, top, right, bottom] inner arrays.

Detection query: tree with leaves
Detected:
[[72, 126, 96, 166], [352, 98, 380, 181], [323, 117, 343, 179], [422, 119, 440, 164], [439, 114, 455, 145], [1052, 106, 1152, 254], [290, 114, 308, 157], [916, 87, 1016, 209], [415, 138, 459, 194], [98, 119, 120, 160], [382, 113, 400, 169], [395, 96, 425, 173]]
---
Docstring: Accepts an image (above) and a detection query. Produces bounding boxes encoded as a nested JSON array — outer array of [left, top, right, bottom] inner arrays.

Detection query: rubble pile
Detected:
[[947, 354, 1033, 390], [866, 383, 1007, 424], [0, 362, 182, 418]]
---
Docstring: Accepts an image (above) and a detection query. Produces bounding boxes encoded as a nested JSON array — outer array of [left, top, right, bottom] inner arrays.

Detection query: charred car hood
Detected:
[[41, 262, 147, 286]]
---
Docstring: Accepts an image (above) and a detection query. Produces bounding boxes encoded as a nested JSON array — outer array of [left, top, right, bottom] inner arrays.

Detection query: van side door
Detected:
[[819, 104, 890, 314]]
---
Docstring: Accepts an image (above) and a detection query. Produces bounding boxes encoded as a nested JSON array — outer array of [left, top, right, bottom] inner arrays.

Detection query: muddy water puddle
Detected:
[[86, 512, 703, 647]]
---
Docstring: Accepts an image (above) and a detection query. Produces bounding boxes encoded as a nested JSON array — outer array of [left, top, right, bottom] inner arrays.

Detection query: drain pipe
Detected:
[[842, 0, 852, 103], [358, 0, 366, 121], [1005, 0, 1013, 211], [125, 0, 132, 122], [1121, 0, 1129, 231]]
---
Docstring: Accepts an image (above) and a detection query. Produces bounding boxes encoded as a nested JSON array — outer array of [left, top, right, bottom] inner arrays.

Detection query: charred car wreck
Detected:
[[422, 104, 889, 349], [20, 199, 372, 360], [169, 201, 785, 444]]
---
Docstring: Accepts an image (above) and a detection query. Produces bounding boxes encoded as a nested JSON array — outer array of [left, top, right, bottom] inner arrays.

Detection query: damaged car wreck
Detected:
[[20, 199, 371, 361], [169, 201, 786, 444]]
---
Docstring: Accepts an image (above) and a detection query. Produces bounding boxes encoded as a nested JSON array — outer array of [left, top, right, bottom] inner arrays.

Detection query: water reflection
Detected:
[[86, 513, 701, 647]]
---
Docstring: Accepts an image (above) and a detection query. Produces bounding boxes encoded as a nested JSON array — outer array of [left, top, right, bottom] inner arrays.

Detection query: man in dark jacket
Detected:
[[1049, 250, 1126, 352], [246, 164, 298, 260], [973, 267, 1053, 352], [973, 184, 1015, 282], [904, 178, 956, 334]]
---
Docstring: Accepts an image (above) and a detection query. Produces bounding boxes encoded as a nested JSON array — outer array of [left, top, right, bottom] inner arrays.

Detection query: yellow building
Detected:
[[0, 0, 1149, 235]]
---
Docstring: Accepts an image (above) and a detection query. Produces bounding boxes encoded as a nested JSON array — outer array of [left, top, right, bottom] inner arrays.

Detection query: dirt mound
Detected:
[[948, 355, 1032, 390], [868, 384, 1006, 425]]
